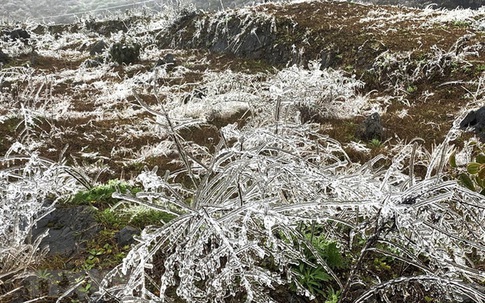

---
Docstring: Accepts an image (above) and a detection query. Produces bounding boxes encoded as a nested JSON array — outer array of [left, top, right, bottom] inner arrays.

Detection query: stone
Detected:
[[85, 19, 130, 36], [460, 106, 485, 142], [32, 206, 100, 258], [357, 112, 383, 141], [115, 226, 140, 247], [82, 57, 104, 68], [109, 42, 141, 65], [320, 49, 337, 69], [2, 29, 30, 42], [89, 40, 108, 56], [156, 11, 288, 66], [0, 49, 10, 64], [155, 53, 177, 70]]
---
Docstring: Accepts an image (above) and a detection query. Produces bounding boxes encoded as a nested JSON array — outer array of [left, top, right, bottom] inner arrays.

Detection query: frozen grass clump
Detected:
[[0, 143, 80, 301], [265, 61, 372, 122], [371, 34, 481, 95], [96, 96, 485, 302]]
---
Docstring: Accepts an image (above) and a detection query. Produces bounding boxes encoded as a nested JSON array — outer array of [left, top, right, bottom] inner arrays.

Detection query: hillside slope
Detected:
[[1, 1, 484, 179]]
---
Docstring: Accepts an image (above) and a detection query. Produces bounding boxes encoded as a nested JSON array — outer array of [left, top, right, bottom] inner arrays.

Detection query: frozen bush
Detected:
[[0, 143, 80, 301], [96, 100, 485, 302]]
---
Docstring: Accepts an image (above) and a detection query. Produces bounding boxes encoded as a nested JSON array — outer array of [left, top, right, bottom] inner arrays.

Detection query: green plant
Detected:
[[452, 20, 470, 28], [96, 205, 175, 229], [406, 84, 417, 94], [368, 138, 382, 148], [292, 228, 346, 298], [450, 151, 485, 195], [36, 269, 52, 280], [476, 64, 485, 72], [36, 269, 53, 294], [83, 244, 113, 270], [325, 287, 340, 303], [373, 257, 392, 272], [78, 281, 92, 293], [293, 263, 331, 296]]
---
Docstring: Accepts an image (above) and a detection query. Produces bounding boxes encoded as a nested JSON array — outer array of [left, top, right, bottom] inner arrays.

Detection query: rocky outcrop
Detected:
[[366, 0, 482, 9], [115, 226, 140, 247], [2, 28, 30, 42], [460, 107, 485, 142], [89, 40, 108, 56], [84, 19, 131, 36], [32, 206, 100, 257], [109, 41, 141, 65], [0, 49, 10, 64], [156, 10, 291, 66]]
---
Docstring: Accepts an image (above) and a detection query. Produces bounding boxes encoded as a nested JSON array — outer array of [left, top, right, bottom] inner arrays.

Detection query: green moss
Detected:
[[69, 179, 141, 208], [96, 208, 175, 229]]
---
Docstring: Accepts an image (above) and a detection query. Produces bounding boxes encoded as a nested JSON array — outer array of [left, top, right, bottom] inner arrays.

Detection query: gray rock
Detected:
[[0, 49, 10, 64], [115, 226, 140, 247], [460, 106, 485, 142], [357, 112, 383, 141], [32, 206, 100, 257], [2, 28, 30, 42], [157, 10, 287, 66], [320, 49, 337, 69], [109, 41, 140, 65], [89, 40, 108, 56], [155, 53, 177, 71], [83, 57, 104, 68]]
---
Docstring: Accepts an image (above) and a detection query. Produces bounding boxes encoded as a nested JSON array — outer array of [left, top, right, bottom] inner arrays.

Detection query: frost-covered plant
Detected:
[[265, 61, 371, 122], [371, 35, 481, 94], [97, 91, 485, 302], [0, 143, 80, 300], [97, 121, 352, 302]]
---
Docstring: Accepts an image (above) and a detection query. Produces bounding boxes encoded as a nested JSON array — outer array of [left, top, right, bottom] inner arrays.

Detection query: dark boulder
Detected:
[[320, 49, 339, 69], [2, 28, 30, 42], [459, 107, 485, 141], [89, 40, 108, 56], [0, 49, 10, 64], [82, 57, 104, 68], [357, 112, 383, 141], [32, 206, 100, 257], [109, 41, 141, 65], [155, 53, 177, 68], [182, 87, 207, 104], [85, 19, 130, 36], [156, 10, 289, 66], [115, 226, 140, 247]]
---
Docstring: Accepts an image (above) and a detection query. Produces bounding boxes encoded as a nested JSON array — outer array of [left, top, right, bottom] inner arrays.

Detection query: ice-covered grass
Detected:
[[94, 101, 485, 302], [0, 143, 81, 301]]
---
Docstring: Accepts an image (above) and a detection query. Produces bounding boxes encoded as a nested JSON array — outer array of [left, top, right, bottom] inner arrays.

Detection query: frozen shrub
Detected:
[[0, 143, 80, 301], [96, 95, 485, 302]]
